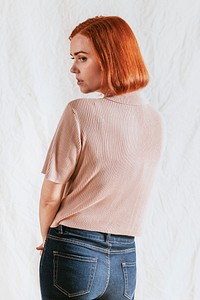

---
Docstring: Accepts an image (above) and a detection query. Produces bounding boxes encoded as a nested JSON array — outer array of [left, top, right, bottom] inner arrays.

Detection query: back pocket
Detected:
[[53, 251, 97, 297], [122, 262, 137, 300]]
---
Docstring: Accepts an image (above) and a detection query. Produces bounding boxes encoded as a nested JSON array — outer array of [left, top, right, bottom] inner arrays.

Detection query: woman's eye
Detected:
[[70, 56, 87, 62], [79, 57, 87, 62]]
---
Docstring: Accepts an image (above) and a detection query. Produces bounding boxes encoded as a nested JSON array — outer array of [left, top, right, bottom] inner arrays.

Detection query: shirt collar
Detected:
[[103, 91, 147, 106]]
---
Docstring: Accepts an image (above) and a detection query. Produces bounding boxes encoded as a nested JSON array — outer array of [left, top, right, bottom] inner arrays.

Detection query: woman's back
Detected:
[[42, 91, 164, 236]]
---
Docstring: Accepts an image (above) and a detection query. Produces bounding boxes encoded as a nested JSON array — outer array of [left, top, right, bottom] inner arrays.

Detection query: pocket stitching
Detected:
[[122, 262, 136, 300], [53, 252, 97, 297]]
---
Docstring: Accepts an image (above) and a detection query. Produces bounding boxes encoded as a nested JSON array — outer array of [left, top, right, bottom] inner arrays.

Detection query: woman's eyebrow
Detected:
[[70, 51, 89, 56]]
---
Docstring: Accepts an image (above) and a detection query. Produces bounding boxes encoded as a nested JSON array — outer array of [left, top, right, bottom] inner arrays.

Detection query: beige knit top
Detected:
[[41, 91, 165, 236]]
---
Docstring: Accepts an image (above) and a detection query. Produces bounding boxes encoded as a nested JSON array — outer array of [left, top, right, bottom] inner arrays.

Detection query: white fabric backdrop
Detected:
[[1, 0, 200, 299]]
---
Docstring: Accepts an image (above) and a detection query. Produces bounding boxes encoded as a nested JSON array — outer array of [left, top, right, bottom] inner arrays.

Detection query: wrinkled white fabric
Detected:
[[0, 0, 200, 299]]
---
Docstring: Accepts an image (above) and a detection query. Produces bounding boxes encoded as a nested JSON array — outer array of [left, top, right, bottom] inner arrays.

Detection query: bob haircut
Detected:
[[69, 16, 149, 96]]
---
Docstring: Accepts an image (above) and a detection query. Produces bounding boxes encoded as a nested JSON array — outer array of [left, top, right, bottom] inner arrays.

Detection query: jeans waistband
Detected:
[[52, 225, 135, 244]]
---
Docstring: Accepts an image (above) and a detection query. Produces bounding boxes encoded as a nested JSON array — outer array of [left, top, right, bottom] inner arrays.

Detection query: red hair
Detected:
[[69, 16, 149, 96]]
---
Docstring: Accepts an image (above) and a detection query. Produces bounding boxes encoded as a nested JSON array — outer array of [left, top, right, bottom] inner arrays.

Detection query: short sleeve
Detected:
[[41, 103, 81, 184]]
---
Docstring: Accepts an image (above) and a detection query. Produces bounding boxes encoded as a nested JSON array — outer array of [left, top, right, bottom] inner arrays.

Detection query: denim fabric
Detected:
[[39, 225, 137, 300]]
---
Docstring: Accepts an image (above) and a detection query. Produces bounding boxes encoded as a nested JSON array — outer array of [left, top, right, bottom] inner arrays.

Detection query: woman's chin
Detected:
[[79, 86, 103, 95]]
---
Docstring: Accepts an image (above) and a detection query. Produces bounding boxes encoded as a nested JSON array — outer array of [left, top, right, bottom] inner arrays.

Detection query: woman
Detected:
[[37, 16, 165, 300]]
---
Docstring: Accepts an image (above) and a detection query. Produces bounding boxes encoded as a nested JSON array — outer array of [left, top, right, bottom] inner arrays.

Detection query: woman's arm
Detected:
[[38, 177, 65, 243]]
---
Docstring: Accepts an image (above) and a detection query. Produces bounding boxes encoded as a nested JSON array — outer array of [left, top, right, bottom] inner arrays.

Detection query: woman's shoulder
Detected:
[[66, 97, 102, 114], [68, 97, 92, 106], [142, 96, 164, 122]]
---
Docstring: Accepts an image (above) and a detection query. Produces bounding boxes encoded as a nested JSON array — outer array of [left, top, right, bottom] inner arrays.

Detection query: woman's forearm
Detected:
[[39, 178, 65, 242], [39, 201, 61, 242]]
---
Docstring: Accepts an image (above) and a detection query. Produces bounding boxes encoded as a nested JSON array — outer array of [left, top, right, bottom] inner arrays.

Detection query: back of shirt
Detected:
[[42, 91, 165, 236]]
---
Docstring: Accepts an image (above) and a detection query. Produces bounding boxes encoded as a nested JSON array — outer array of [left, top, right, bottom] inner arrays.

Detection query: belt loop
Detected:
[[105, 233, 111, 242], [59, 224, 63, 234]]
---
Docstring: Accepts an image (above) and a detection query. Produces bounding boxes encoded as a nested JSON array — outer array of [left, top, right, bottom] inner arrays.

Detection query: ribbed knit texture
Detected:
[[41, 91, 165, 236]]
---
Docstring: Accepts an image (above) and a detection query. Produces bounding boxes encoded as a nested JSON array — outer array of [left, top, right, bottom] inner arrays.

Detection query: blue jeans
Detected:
[[39, 225, 137, 300]]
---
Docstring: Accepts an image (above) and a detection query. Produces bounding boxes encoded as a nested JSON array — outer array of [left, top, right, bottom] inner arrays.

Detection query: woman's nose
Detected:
[[70, 63, 79, 74]]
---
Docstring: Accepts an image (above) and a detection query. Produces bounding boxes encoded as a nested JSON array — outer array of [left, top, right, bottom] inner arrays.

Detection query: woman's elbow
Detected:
[[40, 177, 65, 204]]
